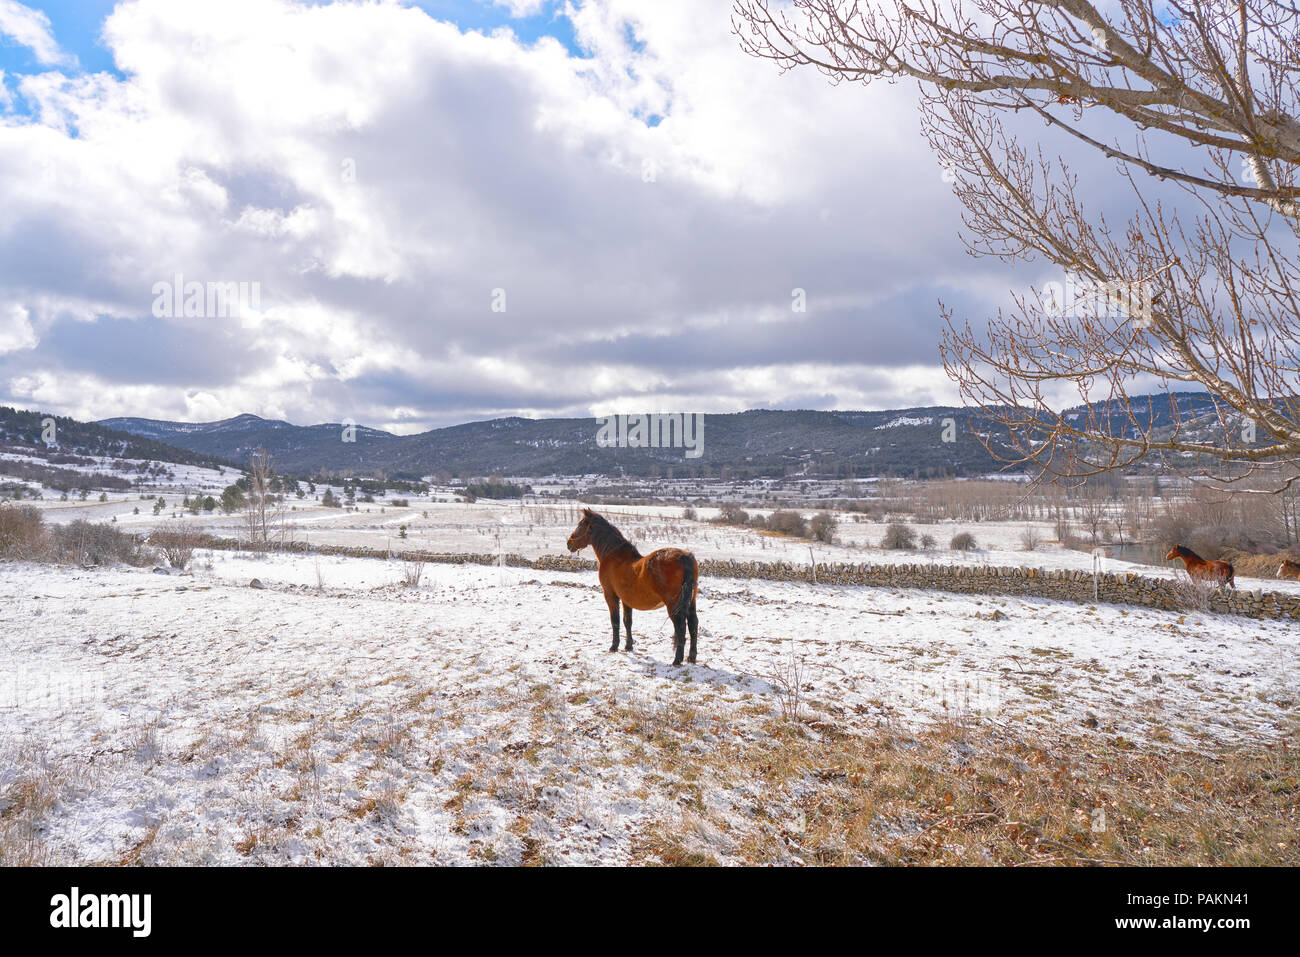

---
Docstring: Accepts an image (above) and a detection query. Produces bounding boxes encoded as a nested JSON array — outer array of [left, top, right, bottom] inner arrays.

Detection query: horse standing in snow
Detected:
[[566, 509, 700, 665], [1278, 559, 1300, 581], [1166, 544, 1236, 589]]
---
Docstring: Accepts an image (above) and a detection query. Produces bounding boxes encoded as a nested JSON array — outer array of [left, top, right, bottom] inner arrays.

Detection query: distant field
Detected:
[[21, 493, 1300, 595]]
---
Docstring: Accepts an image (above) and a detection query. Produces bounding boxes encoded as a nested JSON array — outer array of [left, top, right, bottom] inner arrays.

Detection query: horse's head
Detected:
[[567, 508, 595, 552], [1165, 545, 1185, 561]]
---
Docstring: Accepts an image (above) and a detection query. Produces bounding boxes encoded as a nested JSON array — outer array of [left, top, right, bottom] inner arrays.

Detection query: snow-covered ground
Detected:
[[0, 449, 241, 492], [1, 551, 1295, 865], [15, 494, 1300, 597]]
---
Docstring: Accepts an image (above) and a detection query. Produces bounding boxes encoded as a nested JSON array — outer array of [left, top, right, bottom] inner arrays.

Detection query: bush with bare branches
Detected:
[[766, 510, 808, 537], [49, 521, 152, 567], [149, 523, 204, 571], [1168, 574, 1221, 612], [763, 644, 807, 723], [0, 504, 46, 560], [401, 561, 425, 588], [809, 511, 837, 543], [881, 522, 917, 550], [950, 532, 978, 552]]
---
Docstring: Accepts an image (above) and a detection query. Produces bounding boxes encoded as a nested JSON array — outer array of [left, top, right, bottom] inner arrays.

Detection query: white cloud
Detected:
[[0, 0, 986, 428], [0, 303, 38, 353], [0, 0, 74, 67], [489, 0, 551, 17]]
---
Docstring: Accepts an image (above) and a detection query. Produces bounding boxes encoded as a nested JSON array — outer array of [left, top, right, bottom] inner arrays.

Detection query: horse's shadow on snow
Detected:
[[624, 652, 777, 695]]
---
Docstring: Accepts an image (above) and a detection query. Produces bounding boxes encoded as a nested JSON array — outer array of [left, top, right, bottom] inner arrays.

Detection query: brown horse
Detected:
[[1278, 559, 1300, 581], [566, 509, 700, 665], [1166, 544, 1235, 589]]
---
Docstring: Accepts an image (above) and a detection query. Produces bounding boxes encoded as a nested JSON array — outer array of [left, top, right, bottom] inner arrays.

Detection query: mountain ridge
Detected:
[[0, 406, 242, 496], [91, 392, 1236, 479]]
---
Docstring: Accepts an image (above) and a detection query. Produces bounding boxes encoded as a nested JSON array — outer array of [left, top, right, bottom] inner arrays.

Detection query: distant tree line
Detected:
[[463, 481, 531, 501]]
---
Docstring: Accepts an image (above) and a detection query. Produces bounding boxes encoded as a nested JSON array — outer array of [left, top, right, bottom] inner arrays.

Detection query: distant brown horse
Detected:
[[566, 509, 700, 665], [1278, 559, 1300, 581], [1166, 544, 1235, 589]]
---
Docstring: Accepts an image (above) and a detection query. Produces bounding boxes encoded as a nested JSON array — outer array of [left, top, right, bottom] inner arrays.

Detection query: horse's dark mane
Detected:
[[1172, 544, 1210, 562], [585, 511, 641, 558]]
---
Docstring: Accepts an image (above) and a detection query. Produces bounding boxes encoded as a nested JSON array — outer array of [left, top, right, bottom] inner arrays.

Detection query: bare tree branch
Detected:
[[736, 0, 1300, 489]]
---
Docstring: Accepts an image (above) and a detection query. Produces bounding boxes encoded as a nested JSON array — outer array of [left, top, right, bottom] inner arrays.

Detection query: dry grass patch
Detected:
[[622, 705, 1299, 865], [801, 722, 1295, 865], [117, 825, 162, 866], [0, 740, 98, 866], [633, 830, 721, 866]]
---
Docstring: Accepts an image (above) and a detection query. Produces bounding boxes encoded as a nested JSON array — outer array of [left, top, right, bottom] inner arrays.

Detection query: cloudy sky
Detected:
[[0, 0, 1019, 432]]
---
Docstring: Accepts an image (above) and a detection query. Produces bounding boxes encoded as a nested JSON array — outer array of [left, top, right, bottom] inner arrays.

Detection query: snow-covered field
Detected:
[[2, 549, 1296, 865], [20, 495, 1300, 595]]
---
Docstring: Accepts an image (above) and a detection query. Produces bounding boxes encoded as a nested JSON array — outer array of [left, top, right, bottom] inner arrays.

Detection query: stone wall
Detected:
[[202, 538, 1300, 621], [694, 558, 1300, 621]]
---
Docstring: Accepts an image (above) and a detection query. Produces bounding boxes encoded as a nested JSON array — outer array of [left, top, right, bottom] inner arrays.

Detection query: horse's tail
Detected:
[[1226, 563, 1236, 589], [673, 552, 697, 621]]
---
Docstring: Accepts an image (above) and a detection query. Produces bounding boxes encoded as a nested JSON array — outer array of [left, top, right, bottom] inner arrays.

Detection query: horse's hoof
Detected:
[[687, 657, 697, 664], [608, 646, 619, 653]]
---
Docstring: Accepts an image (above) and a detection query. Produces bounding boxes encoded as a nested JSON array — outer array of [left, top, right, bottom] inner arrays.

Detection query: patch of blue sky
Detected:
[[0, 0, 587, 117]]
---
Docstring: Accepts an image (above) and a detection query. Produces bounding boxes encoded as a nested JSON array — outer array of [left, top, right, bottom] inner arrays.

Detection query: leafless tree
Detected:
[[734, 1, 1300, 489], [1121, 487, 1155, 541], [244, 448, 280, 548], [1019, 525, 1043, 550], [1110, 505, 1130, 545], [1077, 494, 1108, 544], [1276, 467, 1300, 542]]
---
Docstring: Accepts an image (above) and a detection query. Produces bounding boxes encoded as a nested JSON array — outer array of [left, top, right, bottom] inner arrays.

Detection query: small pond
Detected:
[[1077, 541, 1180, 570]]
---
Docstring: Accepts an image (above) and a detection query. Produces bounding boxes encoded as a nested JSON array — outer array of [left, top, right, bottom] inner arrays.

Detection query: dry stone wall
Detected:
[[203, 538, 1299, 621]]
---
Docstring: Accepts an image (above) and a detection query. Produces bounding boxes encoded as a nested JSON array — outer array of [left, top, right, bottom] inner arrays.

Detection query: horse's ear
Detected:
[[581, 508, 593, 517]]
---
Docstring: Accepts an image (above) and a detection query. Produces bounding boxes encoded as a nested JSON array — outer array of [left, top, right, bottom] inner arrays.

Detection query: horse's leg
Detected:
[[605, 592, 621, 652], [687, 597, 698, 664], [623, 604, 633, 651], [671, 612, 687, 666]]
